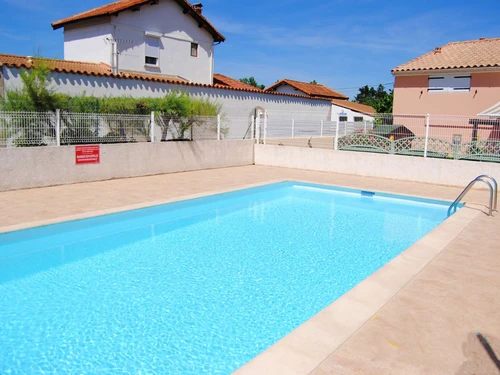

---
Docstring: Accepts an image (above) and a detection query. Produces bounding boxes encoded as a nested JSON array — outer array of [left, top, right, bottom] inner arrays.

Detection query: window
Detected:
[[145, 35, 160, 66], [191, 42, 198, 57], [428, 75, 471, 92], [339, 116, 348, 122], [354, 116, 364, 122]]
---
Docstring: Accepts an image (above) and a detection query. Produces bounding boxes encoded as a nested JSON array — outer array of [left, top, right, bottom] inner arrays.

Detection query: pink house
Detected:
[[392, 38, 500, 142]]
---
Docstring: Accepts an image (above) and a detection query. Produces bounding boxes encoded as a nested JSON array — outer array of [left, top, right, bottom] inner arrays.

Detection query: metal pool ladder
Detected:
[[448, 175, 498, 217]]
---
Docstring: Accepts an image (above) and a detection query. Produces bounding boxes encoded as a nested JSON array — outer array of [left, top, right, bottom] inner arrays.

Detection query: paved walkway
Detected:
[[1, 166, 498, 374]]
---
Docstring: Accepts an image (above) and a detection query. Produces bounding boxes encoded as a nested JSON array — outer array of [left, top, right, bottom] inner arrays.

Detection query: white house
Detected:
[[266, 79, 375, 122], [52, 0, 225, 85]]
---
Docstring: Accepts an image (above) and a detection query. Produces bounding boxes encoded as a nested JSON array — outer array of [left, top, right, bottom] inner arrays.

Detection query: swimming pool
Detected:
[[0, 182, 455, 374]]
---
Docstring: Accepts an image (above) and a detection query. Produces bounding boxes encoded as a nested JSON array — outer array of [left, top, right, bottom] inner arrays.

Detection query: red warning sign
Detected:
[[75, 145, 100, 165]]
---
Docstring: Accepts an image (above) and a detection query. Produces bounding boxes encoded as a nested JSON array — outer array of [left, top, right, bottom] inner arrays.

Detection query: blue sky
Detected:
[[0, 0, 498, 98]]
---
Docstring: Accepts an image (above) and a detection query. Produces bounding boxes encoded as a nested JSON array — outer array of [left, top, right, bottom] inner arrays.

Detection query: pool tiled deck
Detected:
[[1, 166, 499, 374]]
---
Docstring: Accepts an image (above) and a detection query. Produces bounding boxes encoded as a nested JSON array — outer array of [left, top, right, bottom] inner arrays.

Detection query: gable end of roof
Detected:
[[51, 0, 225, 42]]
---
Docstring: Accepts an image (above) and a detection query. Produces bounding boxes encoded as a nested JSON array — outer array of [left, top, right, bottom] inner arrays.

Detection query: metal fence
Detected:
[[2, 110, 499, 163], [0, 111, 222, 147], [261, 112, 500, 163]]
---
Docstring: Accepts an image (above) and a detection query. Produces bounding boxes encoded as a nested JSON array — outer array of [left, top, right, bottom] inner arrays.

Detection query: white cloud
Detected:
[[0, 29, 29, 41]]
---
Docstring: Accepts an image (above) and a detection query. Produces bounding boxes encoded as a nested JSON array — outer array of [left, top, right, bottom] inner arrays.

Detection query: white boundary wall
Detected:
[[0, 140, 254, 191], [255, 144, 500, 188], [2, 67, 333, 139]]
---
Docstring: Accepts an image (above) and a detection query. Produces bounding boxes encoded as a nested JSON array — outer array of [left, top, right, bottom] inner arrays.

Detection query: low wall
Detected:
[[255, 144, 500, 188], [265, 137, 335, 149], [0, 140, 254, 191]]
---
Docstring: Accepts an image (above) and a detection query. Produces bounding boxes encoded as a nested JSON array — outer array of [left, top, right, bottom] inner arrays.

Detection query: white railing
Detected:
[[0, 111, 57, 147], [261, 113, 500, 162]]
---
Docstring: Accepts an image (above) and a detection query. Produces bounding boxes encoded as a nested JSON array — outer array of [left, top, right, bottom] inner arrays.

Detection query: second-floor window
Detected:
[[191, 43, 198, 57], [339, 116, 348, 122], [354, 116, 364, 122], [428, 75, 471, 92], [145, 35, 160, 66]]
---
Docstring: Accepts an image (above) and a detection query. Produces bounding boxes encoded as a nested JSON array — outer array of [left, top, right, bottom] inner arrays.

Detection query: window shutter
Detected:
[[145, 36, 160, 58], [428, 75, 470, 92]]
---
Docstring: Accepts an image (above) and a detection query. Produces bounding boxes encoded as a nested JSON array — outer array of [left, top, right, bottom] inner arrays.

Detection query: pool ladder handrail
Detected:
[[448, 175, 497, 217]]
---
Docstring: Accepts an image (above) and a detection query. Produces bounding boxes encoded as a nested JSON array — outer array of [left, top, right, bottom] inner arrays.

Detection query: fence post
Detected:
[[150, 111, 155, 142], [424, 113, 430, 158], [251, 115, 255, 140], [334, 114, 340, 150], [291, 119, 295, 138], [217, 115, 221, 140], [255, 112, 261, 144], [54, 109, 61, 146], [320, 120, 324, 137], [263, 111, 268, 145], [364, 120, 367, 134]]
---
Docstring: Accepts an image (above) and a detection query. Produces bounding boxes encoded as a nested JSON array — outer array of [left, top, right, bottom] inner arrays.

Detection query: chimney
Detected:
[[434, 47, 442, 54], [479, 37, 486, 40], [193, 2, 203, 15]]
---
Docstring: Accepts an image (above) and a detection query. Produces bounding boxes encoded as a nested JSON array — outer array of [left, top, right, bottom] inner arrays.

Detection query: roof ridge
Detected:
[[447, 37, 500, 45]]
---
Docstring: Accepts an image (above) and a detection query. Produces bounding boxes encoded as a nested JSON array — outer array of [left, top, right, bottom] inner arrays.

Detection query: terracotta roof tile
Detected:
[[265, 79, 349, 100], [213, 74, 262, 91], [0, 54, 114, 75], [0, 53, 333, 101], [392, 37, 500, 73], [51, 0, 225, 43], [331, 99, 375, 115]]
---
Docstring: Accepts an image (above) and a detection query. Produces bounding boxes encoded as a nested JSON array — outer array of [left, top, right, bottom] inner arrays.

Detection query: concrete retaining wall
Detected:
[[255, 144, 500, 188], [0, 140, 254, 191]]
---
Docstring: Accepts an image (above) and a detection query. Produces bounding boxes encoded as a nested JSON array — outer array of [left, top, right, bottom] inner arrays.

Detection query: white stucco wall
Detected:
[[64, 24, 113, 66], [2, 67, 333, 139], [331, 104, 374, 122], [0, 140, 254, 191], [255, 144, 500, 188], [63, 0, 215, 84]]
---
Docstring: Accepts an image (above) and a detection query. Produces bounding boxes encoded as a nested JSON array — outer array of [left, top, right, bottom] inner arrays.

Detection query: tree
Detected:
[[239, 77, 265, 90], [1, 59, 62, 146], [310, 80, 318, 85], [354, 84, 393, 113]]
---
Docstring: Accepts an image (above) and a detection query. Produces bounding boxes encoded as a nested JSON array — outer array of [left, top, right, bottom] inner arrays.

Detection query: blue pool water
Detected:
[[0, 182, 454, 374]]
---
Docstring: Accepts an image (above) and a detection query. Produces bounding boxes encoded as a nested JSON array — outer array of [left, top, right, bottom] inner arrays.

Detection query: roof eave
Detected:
[[314, 94, 348, 100], [52, 13, 112, 30], [392, 65, 500, 76]]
